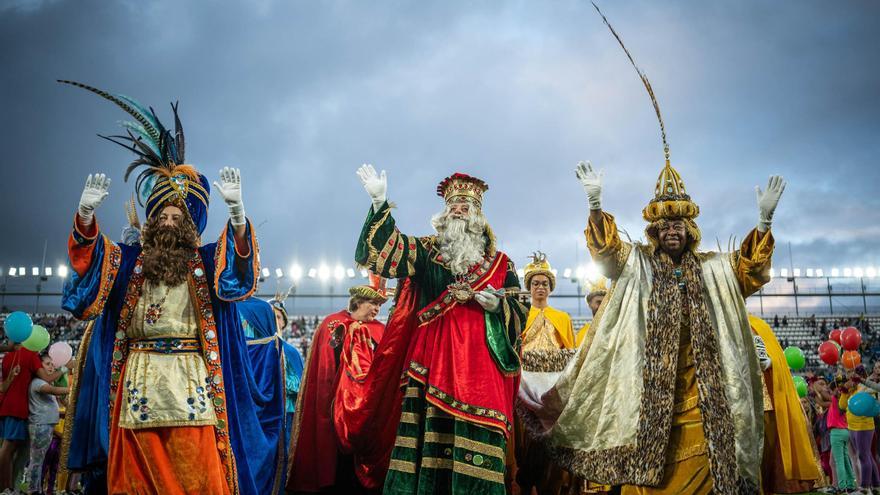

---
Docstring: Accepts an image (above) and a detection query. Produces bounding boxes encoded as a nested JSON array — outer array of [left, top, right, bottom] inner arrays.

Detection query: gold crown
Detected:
[[437, 173, 488, 208], [524, 251, 556, 291], [348, 272, 388, 304], [642, 161, 700, 222], [586, 276, 608, 299]]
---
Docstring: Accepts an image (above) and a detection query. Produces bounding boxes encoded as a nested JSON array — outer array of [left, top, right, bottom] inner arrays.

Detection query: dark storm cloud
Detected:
[[1, 0, 878, 292]]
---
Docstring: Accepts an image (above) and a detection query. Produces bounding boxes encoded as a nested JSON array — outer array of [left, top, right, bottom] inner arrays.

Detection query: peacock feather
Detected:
[[59, 80, 189, 206]]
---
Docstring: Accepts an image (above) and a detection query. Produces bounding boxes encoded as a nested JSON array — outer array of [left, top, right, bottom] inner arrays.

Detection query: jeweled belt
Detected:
[[128, 337, 201, 354]]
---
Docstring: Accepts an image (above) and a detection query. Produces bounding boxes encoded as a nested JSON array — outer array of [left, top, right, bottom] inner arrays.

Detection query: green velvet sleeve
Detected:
[[354, 201, 425, 279]]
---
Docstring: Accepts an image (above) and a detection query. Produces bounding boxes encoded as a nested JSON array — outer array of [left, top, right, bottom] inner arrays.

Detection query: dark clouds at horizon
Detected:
[[1, 0, 878, 292]]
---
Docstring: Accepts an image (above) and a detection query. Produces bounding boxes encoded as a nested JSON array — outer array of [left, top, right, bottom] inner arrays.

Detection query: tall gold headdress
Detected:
[[523, 251, 556, 291], [586, 276, 608, 301], [592, 2, 699, 223]]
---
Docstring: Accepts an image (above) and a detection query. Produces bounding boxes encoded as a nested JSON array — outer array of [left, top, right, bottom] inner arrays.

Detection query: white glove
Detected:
[[214, 167, 246, 226], [756, 175, 786, 232], [575, 161, 603, 210], [78, 173, 111, 226], [753, 334, 772, 371], [356, 164, 387, 211], [474, 290, 500, 313]]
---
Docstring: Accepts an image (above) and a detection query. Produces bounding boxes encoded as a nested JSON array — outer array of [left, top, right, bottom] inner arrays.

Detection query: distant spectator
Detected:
[[774, 315, 780, 328]]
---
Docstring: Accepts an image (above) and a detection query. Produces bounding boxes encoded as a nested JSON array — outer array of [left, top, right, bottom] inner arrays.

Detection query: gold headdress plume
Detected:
[[586, 275, 608, 300], [523, 251, 556, 291], [125, 193, 141, 230], [592, 2, 699, 223]]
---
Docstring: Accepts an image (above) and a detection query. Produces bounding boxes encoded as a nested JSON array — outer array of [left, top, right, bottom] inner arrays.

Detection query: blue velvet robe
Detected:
[[62, 219, 286, 495]]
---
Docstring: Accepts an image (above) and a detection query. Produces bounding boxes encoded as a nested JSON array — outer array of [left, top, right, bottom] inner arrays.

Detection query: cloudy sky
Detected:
[[1, 0, 878, 310]]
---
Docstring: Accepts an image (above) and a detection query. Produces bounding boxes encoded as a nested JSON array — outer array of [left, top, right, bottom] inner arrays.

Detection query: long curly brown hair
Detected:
[[141, 213, 199, 287]]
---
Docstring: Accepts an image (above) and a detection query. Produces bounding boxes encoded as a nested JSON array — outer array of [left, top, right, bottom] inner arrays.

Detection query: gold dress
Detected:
[[119, 281, 217, 429]]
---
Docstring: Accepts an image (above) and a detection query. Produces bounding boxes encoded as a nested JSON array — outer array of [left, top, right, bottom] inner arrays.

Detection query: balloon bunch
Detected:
[[819, 327, 862, 369], [3, 311, 74, 367]]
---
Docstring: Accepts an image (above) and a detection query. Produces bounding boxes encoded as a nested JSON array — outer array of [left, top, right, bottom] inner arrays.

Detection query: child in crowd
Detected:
[[24, 353, 68, 495], [829, 375, 857, 492]]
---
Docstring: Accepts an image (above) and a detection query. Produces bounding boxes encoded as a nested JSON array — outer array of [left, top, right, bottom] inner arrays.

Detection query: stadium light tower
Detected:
[[307, 268, 317, 279], [289, 264, 303, 281], [31, 266, 39, 276], [346, 268, 356, 279], [8, 267, 16, 277], [831, 268, 840, 277], [57, 265, 69, 278], [563, 268, 572, 279], [816, 269, 824, 278], [359, 269, 368, 278], [18, 266, 25, 277], [333, 265, 345, 281], [275, 268, 283, 278], [318, 265, 330, 281]]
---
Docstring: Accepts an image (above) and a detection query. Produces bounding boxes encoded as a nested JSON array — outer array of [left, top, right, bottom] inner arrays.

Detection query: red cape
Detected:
[[286, 310, 384, 492], [333, 278, 420, 489]]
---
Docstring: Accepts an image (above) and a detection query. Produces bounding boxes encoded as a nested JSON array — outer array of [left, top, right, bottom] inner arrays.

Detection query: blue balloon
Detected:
[[848, 391, 878, 417], [4, 311, 33, 343]]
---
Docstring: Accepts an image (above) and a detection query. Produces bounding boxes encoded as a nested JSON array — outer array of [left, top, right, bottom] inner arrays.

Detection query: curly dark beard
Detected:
[[141, 215, 200, 287]]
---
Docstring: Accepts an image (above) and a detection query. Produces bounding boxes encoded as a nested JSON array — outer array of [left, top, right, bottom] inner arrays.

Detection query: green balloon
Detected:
[[784, 346, 806, 371], [21, 325, 50, 352], [792, 375, 808, 398]]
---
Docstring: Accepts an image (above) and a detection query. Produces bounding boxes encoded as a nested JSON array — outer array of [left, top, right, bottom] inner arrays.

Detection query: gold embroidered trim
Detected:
[[454, 460, 505, 483], [424, 432, 455, 445], [400, 412, 421, 424], [388, 459, 418, 474], [364, 207, 393, 268], [119, 418, 218, 430], [404, 386, 421, 399], [422, 457, 454, 470], [455, 436, 505, 459], [394, 436, 419, 449]]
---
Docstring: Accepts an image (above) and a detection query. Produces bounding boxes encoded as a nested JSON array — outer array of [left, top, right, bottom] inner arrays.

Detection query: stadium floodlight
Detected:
[[261, 267, 270, 278], [854, 267, 864, 278], [318, 265, 330, 281], [359, 269, 368, 278], [780, 268, 789, 277], [275, 268, 283, 278], [44, 267, 52, 276], [843, 268, 853, 277], [551, 268, 558, 276], [816, 269, 824, 277], [831, 268, 840, 277], [289, 265, 303, 280], [768, 268, 775, 279], [307, 268, 317, 279], [333, 265, 345, 280], [8, 267, 16, 277], [346, 268, 356, 278], [18, 266, 25, 277], [575, 266, 586, 280], [32, 266, 39, 276], [57, 265, 69, 278], [563, 268, 572, 279], [792, 268, 801, 277], [805, 268, 814, 277], [867, 267, 877, 278]]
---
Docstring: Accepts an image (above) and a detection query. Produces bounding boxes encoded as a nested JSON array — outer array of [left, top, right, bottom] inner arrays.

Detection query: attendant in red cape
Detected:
[[286, 278, 387, 494]]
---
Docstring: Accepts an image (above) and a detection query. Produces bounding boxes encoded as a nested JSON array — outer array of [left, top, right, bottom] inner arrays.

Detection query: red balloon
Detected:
[[842, 350, 862, 370], [819, 340, 841, 366], [829, 328, 843, 345], [842, 327, 862, 351]]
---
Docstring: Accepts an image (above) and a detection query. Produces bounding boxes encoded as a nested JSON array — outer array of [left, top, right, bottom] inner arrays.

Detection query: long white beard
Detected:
[[432, 207, 488, 276]]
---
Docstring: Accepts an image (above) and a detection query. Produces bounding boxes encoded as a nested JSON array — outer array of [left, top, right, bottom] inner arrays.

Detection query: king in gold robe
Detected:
[[519, 159, 787, 495]]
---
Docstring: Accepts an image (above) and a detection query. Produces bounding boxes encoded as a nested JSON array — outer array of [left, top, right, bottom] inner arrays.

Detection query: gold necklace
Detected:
[[144, 283, 172, 326]]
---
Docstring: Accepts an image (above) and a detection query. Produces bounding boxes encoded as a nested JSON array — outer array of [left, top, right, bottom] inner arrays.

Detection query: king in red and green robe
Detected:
[[353, 196, 528, 495]]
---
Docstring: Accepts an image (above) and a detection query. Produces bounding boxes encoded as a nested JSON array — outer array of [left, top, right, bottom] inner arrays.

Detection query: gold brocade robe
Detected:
[[522, 306, 576, 353], [518, 212, 772, 494]]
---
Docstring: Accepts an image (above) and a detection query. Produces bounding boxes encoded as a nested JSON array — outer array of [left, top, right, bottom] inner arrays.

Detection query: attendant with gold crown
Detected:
[[517, 6, 786, 494], [575, 276, 608, 346]]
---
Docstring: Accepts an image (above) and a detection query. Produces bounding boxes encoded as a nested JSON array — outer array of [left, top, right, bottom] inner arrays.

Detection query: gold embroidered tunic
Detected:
[[119, 282, 217, 429], [522, 307, 576, 353]]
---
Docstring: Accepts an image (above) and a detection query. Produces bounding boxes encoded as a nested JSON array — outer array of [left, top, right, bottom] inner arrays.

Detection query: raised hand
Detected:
[[575, 161, 603, 211], [78, 173, 111, 225], [213, 167, 246, 226], [356, 164, 387, 209], [756, 175, 786, 232]]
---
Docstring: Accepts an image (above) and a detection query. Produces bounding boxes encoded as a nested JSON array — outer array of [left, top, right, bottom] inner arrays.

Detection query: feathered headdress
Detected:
[[591, 3, 699, 224], [58, 80, 211, 234], [268, 283, 296, 329]]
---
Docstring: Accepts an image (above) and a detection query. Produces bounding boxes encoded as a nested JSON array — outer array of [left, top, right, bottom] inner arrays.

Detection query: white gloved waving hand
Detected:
[[356, 164, 387, 211], [214, 167, 246, 226], [575, 161, 603, 211], [78, 173, 111, 225], [756, 175, 786, 232]]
